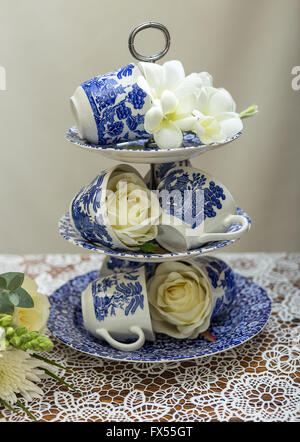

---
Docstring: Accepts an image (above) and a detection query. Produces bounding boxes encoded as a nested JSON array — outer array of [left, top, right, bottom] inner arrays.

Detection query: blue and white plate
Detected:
[[66, 126, 242, 164], [47, 270, 271, 363], [58, 208, 251, 263]]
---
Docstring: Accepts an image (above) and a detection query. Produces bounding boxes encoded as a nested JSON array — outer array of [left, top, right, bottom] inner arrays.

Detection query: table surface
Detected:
[[0, 252, 299, 422]]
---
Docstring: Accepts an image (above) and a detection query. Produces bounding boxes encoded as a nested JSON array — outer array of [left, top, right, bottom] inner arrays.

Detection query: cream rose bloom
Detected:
[[12, 276, 50, 333], [106, 172, 161, 248], [147, 262, 212, 339]]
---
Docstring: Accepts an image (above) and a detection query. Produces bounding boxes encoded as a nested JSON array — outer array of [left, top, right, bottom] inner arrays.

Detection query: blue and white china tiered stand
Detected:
[[48, 23, 271, 362]]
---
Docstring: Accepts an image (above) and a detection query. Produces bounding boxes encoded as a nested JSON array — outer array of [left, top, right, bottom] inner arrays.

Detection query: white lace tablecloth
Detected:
[[0, 253, 299, 422]]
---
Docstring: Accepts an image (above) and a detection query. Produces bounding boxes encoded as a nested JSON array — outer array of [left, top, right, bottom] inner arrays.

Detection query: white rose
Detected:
[[147, 262, 212, 339], [106, 172, 161, 248], [12, 276, 50, 333]]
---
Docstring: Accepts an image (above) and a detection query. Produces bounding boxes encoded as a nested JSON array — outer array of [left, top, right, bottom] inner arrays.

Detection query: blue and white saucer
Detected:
[[66, 126, 242, 164], [58, 208, 251, 263], [47, 270, 271, 363]]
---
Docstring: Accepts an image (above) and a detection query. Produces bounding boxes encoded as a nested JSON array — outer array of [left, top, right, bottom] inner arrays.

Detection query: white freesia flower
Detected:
[[137, 60, 212, 149], [12, 276, 50, 333], [191, 87, 243, 144], [106, 172, 161, 248], [147, 262, 212, 339], [0, 349, 48, 404]]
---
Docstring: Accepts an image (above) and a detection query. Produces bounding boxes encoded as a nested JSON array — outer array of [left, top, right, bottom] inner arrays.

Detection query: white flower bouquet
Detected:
[[138, 59, 258, 149], [0, 272, 75, 421]]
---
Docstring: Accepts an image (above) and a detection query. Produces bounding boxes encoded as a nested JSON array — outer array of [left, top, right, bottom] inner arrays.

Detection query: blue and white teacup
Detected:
[[81, 267, 155, 351], [70, 164, 159, 251], [99, 256, 156, 280], [152, 161, 192, 188], [143, 161, 192, 190], [192, 256, 237, 319], [155, 165, 249, 252], [70, 63, 151, 145]]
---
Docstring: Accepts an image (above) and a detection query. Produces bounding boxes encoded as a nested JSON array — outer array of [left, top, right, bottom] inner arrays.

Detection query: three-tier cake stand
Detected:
[[48, 23, 272, 362]]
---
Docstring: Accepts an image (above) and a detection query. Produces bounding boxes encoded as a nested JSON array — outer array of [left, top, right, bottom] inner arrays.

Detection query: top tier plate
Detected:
[[66, 126, 242, 164]]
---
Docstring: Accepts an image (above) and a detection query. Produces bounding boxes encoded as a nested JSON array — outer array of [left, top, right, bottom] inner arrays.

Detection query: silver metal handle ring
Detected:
[[128, 22, 170, 62]]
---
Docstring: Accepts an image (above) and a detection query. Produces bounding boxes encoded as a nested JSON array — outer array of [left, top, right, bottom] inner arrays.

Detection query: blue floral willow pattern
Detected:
[[48, 270, 272, 362], [91, 270, 144, 321], [159, 168, 226, 228], [81, 64, 149, 145], [103, 257, 155, 280], [58, 207, 251, 261], [153, 161, 191, 187], [193, 256, 236, 319], [70, 171, 113, 249]]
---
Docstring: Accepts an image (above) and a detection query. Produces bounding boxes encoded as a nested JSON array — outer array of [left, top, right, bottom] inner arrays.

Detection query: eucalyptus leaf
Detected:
[[8, 292, 20, 306], [7, 273, 24, 291], [1, 272, 25, 289], [0, 292, 14, 314], [0, 276, 7, 289], [14, 287, 34, 308]]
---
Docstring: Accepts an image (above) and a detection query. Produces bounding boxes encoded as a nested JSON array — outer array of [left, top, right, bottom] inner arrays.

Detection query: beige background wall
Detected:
[[0, 0, 299, 254]]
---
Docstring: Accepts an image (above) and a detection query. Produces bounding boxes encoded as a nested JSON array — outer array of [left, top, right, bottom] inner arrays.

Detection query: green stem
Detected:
[[0, 397, 19, 414], [239, 104, 258, 119], [16, 401, 38, 422], [41, 368, 79, 393], [31, 354, 71, 372]]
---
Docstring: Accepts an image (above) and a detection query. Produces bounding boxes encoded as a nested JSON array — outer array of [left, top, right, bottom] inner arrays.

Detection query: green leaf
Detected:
[[16, 401, 38, 422], [42, 368, 79, 393], [0, 276, 7, 289], [8, 292, 20, 306], [7, 273, 24, 291], [0, 398, 19, 414], [31, 354, 71, 372], [139, 242, 160, 253], [14, 287, 34, 308], [0, 292, 14, 314], [1, 272, 24, 289], [139, 242, 166, 254]]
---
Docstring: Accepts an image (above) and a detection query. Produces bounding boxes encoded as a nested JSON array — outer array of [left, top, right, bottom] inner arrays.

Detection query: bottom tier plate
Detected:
[[47, 270, 271, 363]]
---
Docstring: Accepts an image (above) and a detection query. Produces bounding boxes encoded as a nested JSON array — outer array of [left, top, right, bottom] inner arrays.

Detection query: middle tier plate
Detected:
[[59, 208, 251, 262]]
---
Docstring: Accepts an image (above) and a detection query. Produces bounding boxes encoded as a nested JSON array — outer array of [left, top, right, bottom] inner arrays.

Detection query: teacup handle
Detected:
[[96, 325, 145, 352], [200, 214, 249, 242]]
